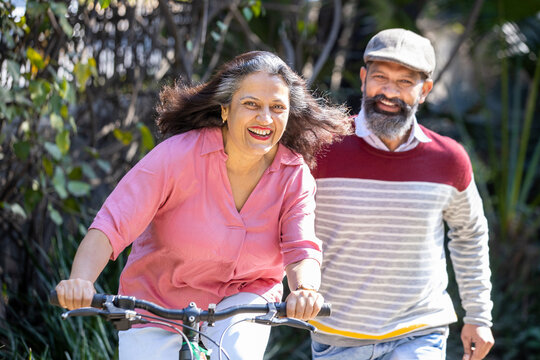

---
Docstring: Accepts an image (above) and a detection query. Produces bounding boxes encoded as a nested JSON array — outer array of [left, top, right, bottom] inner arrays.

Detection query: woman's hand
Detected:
[[55, 278, 96, 310], [55, 229, 113, 309], [285, 289, 324, 320]]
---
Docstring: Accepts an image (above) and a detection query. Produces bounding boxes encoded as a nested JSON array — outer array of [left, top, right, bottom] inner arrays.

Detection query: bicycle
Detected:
[[49, 291, 331, 360]]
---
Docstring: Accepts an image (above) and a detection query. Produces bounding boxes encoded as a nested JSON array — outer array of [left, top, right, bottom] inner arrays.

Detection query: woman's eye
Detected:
[[244, 101, 258, 107], [272, 104, 285, 110]]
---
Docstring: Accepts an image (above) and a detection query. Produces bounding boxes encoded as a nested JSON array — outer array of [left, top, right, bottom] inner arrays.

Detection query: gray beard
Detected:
[[362, 94, 419, 140]]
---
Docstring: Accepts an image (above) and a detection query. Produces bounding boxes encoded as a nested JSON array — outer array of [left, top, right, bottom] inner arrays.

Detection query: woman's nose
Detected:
[[258, 108, 272, 123]]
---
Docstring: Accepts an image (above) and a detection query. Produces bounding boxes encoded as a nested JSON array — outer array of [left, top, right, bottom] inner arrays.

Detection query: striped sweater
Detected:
[[311, 127, 493, 346]]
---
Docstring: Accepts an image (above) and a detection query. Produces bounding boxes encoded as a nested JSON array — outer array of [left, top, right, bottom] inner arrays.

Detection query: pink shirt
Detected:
[[90, 127, 321, 312]]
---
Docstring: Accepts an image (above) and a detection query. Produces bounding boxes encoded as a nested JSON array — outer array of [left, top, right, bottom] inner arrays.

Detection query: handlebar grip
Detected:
[[49, 290, 108, 309], [49, 290, 61, 307], [275, 302, 331, 317], [318, 303, 332, 317]]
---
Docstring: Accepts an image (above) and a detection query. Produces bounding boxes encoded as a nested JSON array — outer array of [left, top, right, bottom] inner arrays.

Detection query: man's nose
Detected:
[[380, 82, 400, 98]]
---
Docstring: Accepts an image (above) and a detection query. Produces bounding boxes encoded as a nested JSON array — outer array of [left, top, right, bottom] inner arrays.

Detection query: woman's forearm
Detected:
[[69, 228, 113, 281]]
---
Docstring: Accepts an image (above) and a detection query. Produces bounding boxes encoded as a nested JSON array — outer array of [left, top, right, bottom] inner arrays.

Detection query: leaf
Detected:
[[96, 159, 111, 174], [55, 130, 70, 155], [50, 2, 68, 16], [24, 188, 43, 213], [68, 166, 83, 180], [216, 21, 227, 32], [73, 60, 96, 91], [44, 141, 62, 161], [67, 181, 91, 197], [60, 104, 69, 119], [99, 0, 111, 9], [50, 112, 64, 131], [81, 162, 97, 179], [29, 79, 51, 107], [210, 31, 220, 41], [186, 40, 193, 52], [138, 123, 155, 152], [58, 17, 73, 38], [113, 128, 133, 145], [7, 60, 20, 80], [13, 141, 30, 161], [242, 7, 253, 22], [251, 1, 262, 17], [2, 202, 27, 219], [48, 204, 63, 225], [42, 158, 54, 177], [27, 47, 45, 69], [52, 167, 68, 199]]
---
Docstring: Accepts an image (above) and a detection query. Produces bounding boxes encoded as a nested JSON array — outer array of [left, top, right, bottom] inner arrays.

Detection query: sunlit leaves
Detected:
[[29, 79, 51, 107], [138, 123, 155, 153], [113, 128, 133, 145], [50, 113, 63, 131], [99, 0, 111, 9], [73, 58, 97, 91], [242, 0, 263, 22], [49, 2, 73, 37], [55, 130, 70, 155], [27, 47, 45, 70]]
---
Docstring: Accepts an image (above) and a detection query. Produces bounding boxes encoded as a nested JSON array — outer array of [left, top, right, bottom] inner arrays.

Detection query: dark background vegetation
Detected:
[[1, 0, 539, 359]]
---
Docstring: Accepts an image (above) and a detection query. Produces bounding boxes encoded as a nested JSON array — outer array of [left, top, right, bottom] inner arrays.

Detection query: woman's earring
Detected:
[[222, 117, 226, 124]]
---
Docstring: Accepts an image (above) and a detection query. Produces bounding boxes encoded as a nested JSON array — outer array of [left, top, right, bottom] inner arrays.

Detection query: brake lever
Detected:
[[61, 304, 143, 331], [62, 307, 107, 319], [250, 302, 317, 332], [251, 302, 279, 325], [264, 318, 317, 332]]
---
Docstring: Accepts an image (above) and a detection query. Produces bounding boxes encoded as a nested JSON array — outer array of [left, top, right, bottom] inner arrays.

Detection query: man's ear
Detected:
[[418, 79, 433, 104], [360, 66, 367, 93]]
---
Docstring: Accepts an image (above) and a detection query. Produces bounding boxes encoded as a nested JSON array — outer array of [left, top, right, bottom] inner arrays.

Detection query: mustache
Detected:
[[364, 94, 411, 114]]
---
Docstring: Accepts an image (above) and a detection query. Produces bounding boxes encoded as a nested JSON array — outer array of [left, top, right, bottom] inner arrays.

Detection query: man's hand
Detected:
[[461, 324, 494, 360], [285, 289, 324, 320]]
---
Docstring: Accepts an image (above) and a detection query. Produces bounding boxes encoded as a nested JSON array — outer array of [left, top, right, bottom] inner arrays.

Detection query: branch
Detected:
[[201, 2, 238, 82], [123, 66, 143, 127], [231, 7, 272, 51], [434, 0, 485, 83], [308, 0, 342, 85], [158, 0, 191, 77]]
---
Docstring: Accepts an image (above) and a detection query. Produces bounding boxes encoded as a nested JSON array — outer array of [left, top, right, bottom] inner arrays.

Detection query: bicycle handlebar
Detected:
[[49, 290, 331, 320]]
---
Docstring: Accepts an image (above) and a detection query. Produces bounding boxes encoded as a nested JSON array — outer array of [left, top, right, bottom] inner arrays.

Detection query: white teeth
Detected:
[[380, 99, 397, 106], [249, 128, 271, 136]]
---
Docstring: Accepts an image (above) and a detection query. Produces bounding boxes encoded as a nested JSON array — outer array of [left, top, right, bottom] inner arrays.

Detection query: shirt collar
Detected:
[[200, 127, 304, 170], [354, 109, 431, 144]]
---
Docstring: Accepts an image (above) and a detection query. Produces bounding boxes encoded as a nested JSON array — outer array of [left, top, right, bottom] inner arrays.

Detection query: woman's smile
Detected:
[[248, 126, 273, 140]]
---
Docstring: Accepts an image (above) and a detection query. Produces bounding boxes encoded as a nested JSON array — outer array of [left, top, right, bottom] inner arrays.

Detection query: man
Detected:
[[310, 28, 494, 360]]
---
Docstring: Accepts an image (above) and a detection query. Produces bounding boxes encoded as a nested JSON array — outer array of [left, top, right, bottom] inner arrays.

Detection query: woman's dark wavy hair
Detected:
[[156, 50, 352, 168]]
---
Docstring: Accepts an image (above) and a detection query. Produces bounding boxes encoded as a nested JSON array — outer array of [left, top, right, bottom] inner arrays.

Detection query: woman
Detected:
[[55, 51, 351, 359]]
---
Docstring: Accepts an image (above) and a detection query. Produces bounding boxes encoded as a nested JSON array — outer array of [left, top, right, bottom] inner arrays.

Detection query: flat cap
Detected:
[[364, 28, 436, 78]]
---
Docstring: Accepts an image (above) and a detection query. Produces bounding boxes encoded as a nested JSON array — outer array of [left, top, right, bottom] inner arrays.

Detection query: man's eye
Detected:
[[399, 80, 413, 86]]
